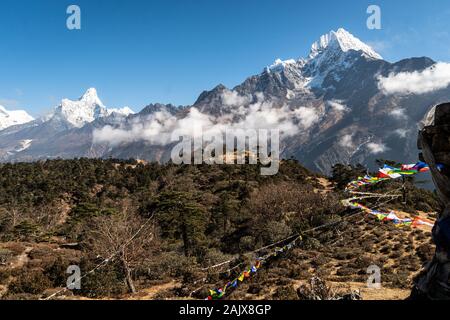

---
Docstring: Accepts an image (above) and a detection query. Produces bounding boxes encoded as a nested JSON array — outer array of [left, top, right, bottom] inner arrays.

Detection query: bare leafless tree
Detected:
[[0, 204, 22, 233], [85, 209, 158, 294]]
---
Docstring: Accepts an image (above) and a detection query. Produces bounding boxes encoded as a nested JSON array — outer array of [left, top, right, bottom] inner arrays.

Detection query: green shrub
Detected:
[[272, 285, 298, 300], [0, 248, 13, 265], [8, 269, 52, 295], [143, 252, 198, 280], [77, 258, 128, 298]]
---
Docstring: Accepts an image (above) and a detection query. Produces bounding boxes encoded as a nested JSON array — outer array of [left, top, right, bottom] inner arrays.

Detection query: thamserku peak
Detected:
[[267, 28, 382, 73], [308, 28, 382, 60]]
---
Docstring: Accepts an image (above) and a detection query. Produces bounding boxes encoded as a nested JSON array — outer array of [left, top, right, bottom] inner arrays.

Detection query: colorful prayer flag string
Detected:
[[346, 161, 431, 191], [206, 237, 300, 300], [344, 161, 436, 228]]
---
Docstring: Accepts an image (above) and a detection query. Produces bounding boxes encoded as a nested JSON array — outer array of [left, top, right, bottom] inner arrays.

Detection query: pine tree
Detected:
[[154, 191, 207, 257]]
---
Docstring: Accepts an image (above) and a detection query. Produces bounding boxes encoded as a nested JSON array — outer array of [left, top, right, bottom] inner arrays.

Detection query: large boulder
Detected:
[[415, 103, 450, 299]]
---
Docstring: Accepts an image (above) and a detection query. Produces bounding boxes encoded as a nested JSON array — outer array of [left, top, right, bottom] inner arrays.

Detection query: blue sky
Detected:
[[2, 0, 450, 116]]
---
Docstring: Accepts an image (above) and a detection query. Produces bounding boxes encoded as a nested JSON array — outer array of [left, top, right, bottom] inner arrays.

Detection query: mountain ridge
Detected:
[[0, 28, 448, 175]]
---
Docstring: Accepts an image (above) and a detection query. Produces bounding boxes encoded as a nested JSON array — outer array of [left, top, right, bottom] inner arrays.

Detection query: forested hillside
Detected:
[[0, 159, 440, 299]]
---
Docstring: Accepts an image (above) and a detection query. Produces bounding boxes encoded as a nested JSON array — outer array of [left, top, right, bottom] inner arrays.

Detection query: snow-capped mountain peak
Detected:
[[309, 28, 382, 61], [0, 105, 34, 130], [52, 88, 133, 128], [56, 88, 108, 127], [79, 87, 105, 107], [107, 106, 135, 116], [257, 28, 383, 93], [267, 58, 298, 73], [299, 28, 384, 89]]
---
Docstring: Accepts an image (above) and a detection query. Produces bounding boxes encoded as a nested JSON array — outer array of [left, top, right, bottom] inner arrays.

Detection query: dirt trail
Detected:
[[0, 285, 7, 297], [10, 246, 32, 269], [331, 282, 410, 300], [0, 246, 32, 298], [317, 177, 334, 194], [56, 201, 72, 225], [133, 280, 181, 300]]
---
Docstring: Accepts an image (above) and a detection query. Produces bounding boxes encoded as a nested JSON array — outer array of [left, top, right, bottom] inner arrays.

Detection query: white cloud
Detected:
[[93, 109, 179, 146], [255, 92, 265, 102], [292, 107, 320, 129], [389, 107, 407, 120], [327, 100, 349, 112], [339, 134, 354, 148], [393, 128, 409, 138], [367, 142, 389, 154], [378, 62, 450, 95], [221, 90, 252, 106], [93, 99, 318, 146]]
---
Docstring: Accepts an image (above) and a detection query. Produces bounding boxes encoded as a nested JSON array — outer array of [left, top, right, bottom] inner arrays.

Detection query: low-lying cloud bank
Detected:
[[93, 93, 323, 146], [367, 142, 389, 154], [378, 62, 450, 95]]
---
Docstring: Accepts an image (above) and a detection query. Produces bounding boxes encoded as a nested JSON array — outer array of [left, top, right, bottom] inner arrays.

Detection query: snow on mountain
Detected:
[[259, 28, 383, 92], [52, 88, 133, 127], [0, 105, 34, 130], [267, 59, 298, 73], [15, 139, 33, 152], [0, 28, 441, 176], [107, 106, 135, 116], [308, 28, 382, 61], [302, 28, 382, 88], [52, 88, 108, 127]]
